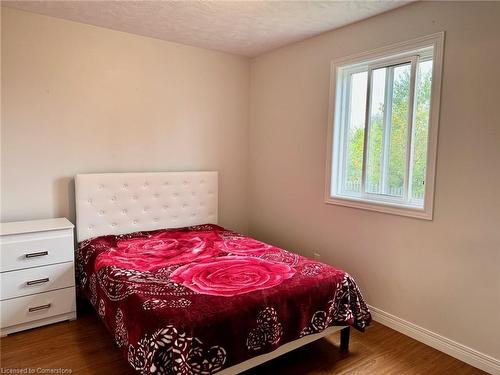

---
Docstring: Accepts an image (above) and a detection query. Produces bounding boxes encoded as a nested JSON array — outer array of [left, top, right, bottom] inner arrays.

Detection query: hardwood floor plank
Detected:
[[0, 309, 486, 374]]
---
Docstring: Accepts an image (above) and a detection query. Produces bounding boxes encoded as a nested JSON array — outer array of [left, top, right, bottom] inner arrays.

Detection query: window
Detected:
[[325, 33, 444, 219]]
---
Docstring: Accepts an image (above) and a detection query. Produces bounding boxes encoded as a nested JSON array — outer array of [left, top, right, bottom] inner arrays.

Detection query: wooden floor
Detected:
[[0, 308, 486, 375]]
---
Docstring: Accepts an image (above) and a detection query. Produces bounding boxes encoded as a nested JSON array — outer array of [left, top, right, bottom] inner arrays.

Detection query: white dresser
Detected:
[[0, 218, 77, 336]]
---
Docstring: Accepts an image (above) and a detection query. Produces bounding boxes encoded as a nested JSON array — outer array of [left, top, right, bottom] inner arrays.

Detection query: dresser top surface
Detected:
[[0, 218, 74, 236]]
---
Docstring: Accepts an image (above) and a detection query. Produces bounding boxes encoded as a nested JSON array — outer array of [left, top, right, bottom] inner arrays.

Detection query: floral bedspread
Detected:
[[76, 224, 371, 374]]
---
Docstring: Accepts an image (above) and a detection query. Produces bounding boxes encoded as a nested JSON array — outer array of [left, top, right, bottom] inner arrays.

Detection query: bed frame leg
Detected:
[[340, 326, 350, 353]]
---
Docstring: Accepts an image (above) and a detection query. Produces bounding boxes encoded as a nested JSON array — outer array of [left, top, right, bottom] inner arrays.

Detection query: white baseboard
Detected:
[[368, 305, 500, 375]]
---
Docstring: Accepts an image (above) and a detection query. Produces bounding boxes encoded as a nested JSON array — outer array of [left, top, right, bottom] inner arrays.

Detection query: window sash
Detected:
[[338, 66, 367, 196]]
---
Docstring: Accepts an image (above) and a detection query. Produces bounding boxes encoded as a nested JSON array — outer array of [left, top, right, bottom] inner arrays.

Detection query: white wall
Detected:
[[249, 1, 500, 360], [1, 8, 250, 233], [2, 1, 499, 367]]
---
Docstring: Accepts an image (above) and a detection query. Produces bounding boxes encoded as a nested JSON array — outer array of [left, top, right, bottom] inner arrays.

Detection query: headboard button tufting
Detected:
[[75, 171, 218, 242]]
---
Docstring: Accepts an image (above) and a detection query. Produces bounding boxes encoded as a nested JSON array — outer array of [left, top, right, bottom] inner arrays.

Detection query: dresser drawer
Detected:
[[0, 230, 74, 272], [0, 287, 76, 328], [1, 262, 75, 300]]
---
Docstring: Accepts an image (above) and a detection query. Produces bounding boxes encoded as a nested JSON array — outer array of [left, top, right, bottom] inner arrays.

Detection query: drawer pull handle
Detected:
[[28, 303, 51, 312], [26, 278, 50, 286], [25, 251, 49, 258]]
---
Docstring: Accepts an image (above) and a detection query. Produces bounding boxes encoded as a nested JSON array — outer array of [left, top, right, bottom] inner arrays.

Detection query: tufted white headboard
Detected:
[[75, 171, 218, 242]]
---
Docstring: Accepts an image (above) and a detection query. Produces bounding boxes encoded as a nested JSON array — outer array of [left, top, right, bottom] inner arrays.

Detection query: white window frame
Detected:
[[325, 32, 444, 220]]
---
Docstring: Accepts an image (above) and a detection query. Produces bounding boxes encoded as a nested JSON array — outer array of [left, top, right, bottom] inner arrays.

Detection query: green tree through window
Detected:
[[345, 60, 432, 200]]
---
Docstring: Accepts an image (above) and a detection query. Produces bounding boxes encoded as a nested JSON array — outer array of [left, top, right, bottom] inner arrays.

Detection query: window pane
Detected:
[[366, 63, 411, 197], [386, 63, 411, 197], [365, 67, 386, 194], [344, 71, 367, 193], [411, 59, 433, 201]]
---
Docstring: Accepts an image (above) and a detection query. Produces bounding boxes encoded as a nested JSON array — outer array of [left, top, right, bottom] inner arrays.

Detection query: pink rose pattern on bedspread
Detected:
[[76, 224, 371, 374], [95, 231, 221, 272], [170, 256, 296, 296]]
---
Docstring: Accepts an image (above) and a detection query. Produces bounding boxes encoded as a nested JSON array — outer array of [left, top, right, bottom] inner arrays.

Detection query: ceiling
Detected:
[[2, 1, 412, 57]]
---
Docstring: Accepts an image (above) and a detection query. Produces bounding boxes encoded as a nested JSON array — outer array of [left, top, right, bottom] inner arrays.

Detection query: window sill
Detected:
[[325, 195, 433, 220]]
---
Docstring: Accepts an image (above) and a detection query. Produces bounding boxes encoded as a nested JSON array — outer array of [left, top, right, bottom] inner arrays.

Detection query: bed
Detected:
[[75, 171, 371, 374]]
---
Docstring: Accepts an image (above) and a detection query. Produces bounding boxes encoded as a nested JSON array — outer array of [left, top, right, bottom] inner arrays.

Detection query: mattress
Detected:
[[76, 224, 371, 374]]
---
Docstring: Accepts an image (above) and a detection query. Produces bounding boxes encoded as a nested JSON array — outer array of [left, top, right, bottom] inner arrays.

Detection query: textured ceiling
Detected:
[[2, 1, 412, 57]]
